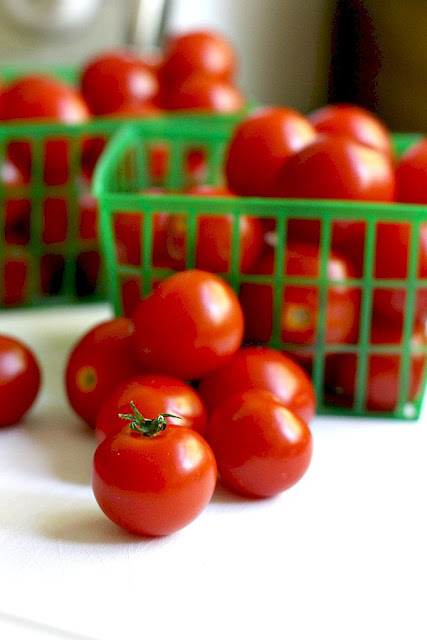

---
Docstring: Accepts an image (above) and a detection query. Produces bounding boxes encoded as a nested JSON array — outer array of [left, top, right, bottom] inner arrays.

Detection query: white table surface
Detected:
[[0, 303, 426, 640]]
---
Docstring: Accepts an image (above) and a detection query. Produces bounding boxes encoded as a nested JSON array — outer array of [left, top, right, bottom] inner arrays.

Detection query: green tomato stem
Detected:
[[119, 401, 182, 437]]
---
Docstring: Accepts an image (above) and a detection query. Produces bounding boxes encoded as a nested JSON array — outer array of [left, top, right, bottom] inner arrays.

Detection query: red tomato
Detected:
[[95, 373, 207, 443], [1, 157, 31, 245], [395, 137, 427, 203], [239, 245, 360, 345], [225, 106, 316, 197], [2, 249, 29, 305], [75, 250, 101, 297], [308, 103, 393, 157], [165, 209, 264, 274], [0, 75, 90, 184], [325, 318, 426, 412], [274, 134, 395, 201], [166, 75, 245, 112], [159, 30, 237, 88], [206, 389, 312, 498], [65, 318, 142, 428], [92, 412, 217, 536], [79, 192, 98, 241], [80, 50, 159, 116], [0, 335, 41, 427], [197, 345, 316, 424], [131, 269, 244, 380]]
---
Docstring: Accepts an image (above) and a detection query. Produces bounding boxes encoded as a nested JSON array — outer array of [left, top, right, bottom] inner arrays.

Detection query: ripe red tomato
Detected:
[[225, 106, 316, 197], [2, 249, 29, 305], [307, 103, 393, 157], [0, 334, 41, 427], [95, 373, 207, 443], [165, 208, 264, 274], [131, 270, 244, 380], [159, 30, 237, 88], [197, 345, 316, 424], [0, 75, 90, 184], [395, 137, 427, 204], [325, 318, 426, 412], [80, 50, 159, 116], [92, 412, 217, 536], [274, 134, 395, 201], [239, 244, 360, 345], [65, 318, 142, 428], [166, 75, 245, 112], [206, 389, 312, 498]]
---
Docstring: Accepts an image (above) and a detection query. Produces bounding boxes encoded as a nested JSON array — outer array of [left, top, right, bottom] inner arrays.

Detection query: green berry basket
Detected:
[[0, 64, 246, 309], [93, 119, 427, 420]]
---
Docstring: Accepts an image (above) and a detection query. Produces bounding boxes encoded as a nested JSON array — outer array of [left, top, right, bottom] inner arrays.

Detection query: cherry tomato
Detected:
[[92, 410, 217, 536], [274, 134, 395, 201], [0, 75, 90, 184], [95, 373, 207, 443], [2, 158, 30, 245], [307, 103, 393, 157], [166, 75, 245, 112], [159, 30, 237, 88], [197, 345, 316, 424], [165, 207, 264, 274], [80, 50, 159, 116], [206, 389, 313, 498], [395, 137, 427, 204], [2, 249, 29, 305], [225, 106, 316, 197], [239, 244, 360, 345], [131, 269, 244, 380], [325, 318, 426, 412], [0, 334, 41, 427], [65, 318, 142, 428]]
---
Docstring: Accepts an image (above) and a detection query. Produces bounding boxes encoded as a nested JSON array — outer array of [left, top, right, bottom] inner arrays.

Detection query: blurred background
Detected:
[[0, 0, 425, 132]]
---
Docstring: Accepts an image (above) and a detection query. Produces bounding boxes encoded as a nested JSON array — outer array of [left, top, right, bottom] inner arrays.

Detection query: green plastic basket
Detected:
[[93, 119, 427, 420], [0, 64, 246, 309]]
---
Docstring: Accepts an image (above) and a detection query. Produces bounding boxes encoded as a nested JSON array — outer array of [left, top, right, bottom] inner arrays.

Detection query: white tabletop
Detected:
[[0, 303, 426, 640]]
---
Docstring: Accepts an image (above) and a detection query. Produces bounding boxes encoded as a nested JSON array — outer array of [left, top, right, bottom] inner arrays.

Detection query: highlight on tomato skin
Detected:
[[206, 388, 313, 499]]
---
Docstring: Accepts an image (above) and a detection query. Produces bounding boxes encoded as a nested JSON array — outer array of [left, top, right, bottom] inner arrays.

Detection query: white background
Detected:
[[0, 303, 426, 640]]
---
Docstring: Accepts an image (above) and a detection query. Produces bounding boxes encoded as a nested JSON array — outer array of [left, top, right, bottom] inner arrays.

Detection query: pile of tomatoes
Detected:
[[65, 269, 314, 537]]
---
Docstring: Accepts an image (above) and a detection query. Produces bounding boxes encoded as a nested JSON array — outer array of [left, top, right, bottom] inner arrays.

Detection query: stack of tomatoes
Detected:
[[65, 270, 315, 537]]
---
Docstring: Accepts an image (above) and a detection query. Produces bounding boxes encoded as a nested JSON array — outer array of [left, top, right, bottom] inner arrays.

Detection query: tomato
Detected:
[[0, 334, 41, 427], [65, 318, 142, 428], [95, 373, 207, 443], [325, 317, 426, 412], [307, 103, 393, 157], [0, 75, 90, 184], [79, 192, 98, 241], [2, 249, 29, 305], [80, 50, 159, 116], [92, 410, 217, 536], [75, 250, 101, 297], [159, 30, 237, 88], [225, 106, 316, 197], [131, 269, 244, 380], [395, 137, 427, 204], [197, 345, 316, 424], [166, 75, 245, 112], [239, 244, 360, 345], [165, 207, 264, 274], [274, 134, 395, 201], [206, 389, 312, 498]]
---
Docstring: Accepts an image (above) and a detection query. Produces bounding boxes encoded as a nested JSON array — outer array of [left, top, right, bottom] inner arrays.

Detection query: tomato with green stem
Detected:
[[92, 405, 217, 536]]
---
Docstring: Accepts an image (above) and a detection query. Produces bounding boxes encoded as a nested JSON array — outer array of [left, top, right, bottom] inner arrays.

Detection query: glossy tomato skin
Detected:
[[159, 30, 237, 87], [225, 106, 316, 197], [197, 345, 316, 424], [65, 318, 142, 428], [395, 137, 427, 204], [206, 389, 313, 498], [92, 425, 217, 536], [166, 75, 245, 112], [325, 318, 426, 411], [80, 50, 159, 116], [0, 335, 41, 427], [95, 373, 207, 443], [308, 103, 393, 157], [131, 270, 244, 380], [274, 135, 395, 201]]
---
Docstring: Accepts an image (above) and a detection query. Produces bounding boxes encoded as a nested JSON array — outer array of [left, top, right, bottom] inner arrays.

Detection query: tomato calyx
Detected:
[[119, 401, 182, 437]]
